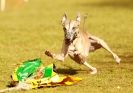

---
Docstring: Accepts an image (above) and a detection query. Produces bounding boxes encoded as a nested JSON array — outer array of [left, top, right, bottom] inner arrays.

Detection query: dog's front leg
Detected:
[[45, 40, 69, 62], [45, 50, 65, 61]]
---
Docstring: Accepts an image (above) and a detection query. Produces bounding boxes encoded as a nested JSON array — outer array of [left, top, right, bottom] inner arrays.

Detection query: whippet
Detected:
[[45, 13, 121, 74]]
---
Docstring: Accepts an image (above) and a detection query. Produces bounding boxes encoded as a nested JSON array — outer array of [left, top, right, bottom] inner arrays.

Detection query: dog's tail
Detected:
[[82, 14, 88, 32]]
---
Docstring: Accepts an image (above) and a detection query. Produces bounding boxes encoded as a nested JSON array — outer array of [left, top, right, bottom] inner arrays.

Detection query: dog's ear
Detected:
[[76, 13, 81, 22], [61, 13, 67, 25]]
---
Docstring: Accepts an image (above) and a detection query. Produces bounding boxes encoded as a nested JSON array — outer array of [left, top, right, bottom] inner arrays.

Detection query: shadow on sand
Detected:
[[55, 68, 78, 75], [55, 66, 87, 75]]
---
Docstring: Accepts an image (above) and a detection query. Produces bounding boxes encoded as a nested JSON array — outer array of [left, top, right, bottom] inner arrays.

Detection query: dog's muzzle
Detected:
[[65, 32, 73, 41]]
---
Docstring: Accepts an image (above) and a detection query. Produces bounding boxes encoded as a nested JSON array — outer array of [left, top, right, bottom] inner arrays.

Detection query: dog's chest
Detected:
[[69, 38, 84, 52], [68, 36, 90, 56]]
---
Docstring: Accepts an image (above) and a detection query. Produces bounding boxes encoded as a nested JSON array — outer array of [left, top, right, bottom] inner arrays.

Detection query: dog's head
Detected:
[[61, 13, 81, 41]]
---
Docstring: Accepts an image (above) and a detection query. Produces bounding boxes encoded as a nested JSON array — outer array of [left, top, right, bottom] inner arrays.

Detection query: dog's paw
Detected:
[[90, 68, 97, 74], [116, 58, 121, 64], [45, 50, 53, 58], [113, 54, 121, 64]]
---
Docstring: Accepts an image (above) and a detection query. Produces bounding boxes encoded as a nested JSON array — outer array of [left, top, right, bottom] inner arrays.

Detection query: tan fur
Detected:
[[45, 13, 121, 74]]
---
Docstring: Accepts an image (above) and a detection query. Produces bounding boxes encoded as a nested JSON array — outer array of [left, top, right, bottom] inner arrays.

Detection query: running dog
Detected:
[[45, 13, 121, 74]]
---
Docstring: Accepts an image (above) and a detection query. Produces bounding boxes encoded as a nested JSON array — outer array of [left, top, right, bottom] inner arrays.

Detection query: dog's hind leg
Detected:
[[89, 35, 121, 64]]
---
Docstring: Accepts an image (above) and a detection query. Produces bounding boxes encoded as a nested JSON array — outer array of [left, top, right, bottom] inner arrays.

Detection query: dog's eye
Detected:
[[72, 27, 76, 30], [63, 27, 67, 31], [74, 31, 79, 37]]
